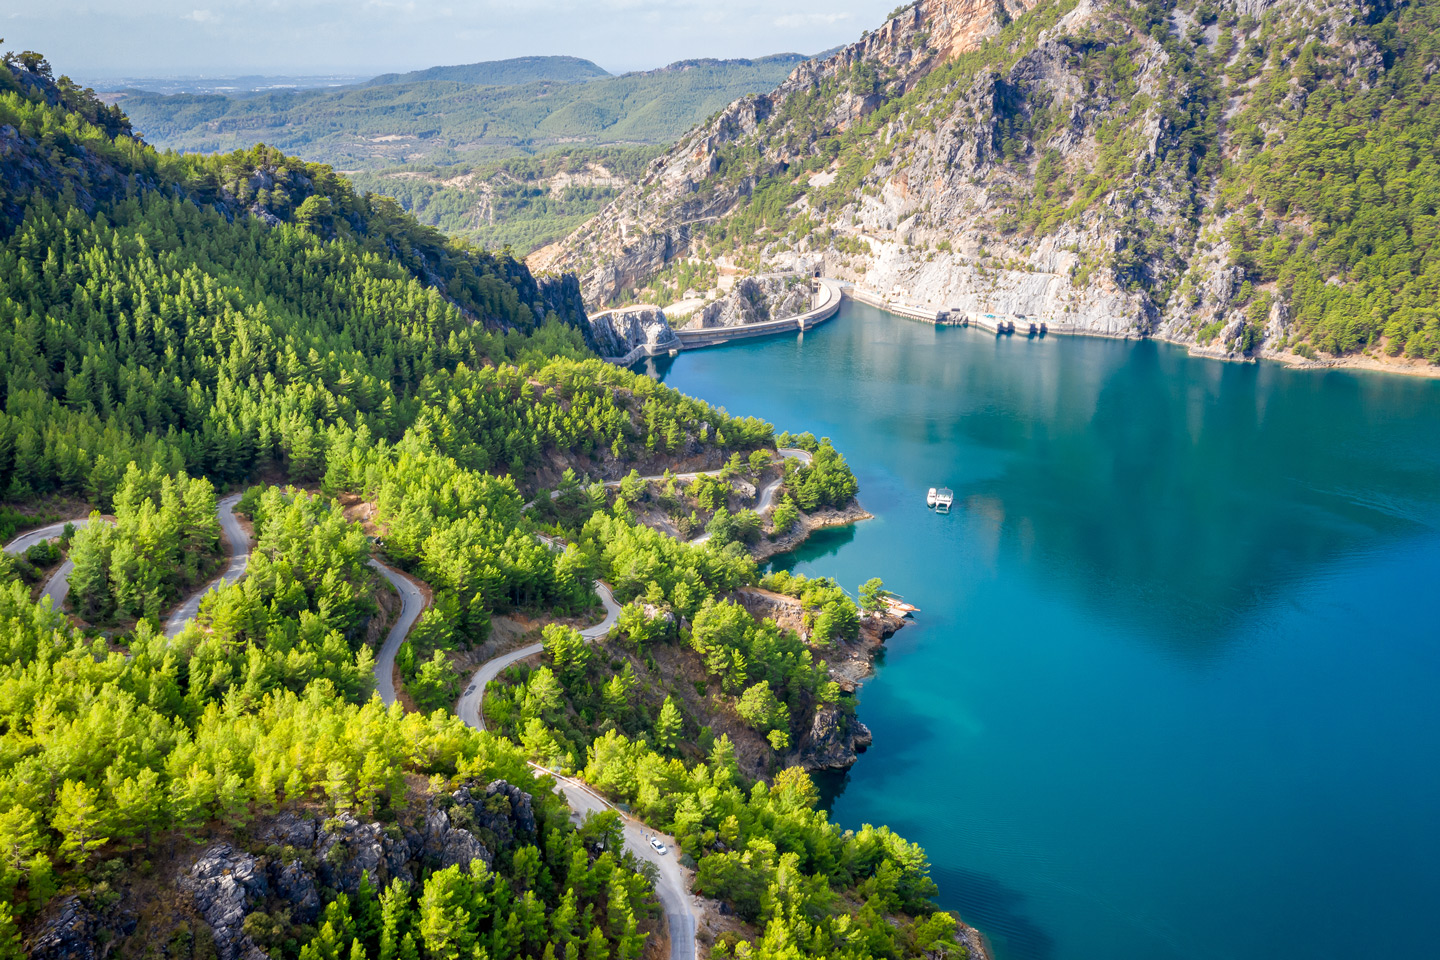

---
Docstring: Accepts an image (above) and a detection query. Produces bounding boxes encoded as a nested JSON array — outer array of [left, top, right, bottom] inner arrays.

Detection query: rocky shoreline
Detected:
[[856, 290, 1440, 380], [753, 499, 874, 562]]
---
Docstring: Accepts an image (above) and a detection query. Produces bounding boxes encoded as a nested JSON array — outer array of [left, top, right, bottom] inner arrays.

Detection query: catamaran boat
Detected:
[[934, 487, 954, 513]]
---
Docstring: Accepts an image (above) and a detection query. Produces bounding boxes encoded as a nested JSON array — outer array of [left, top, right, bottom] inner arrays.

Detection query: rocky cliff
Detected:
[[586, 305, 681, 358], [25, 780, 538, 960], [546, 0, 1440, 369], [688, 275, 816, 329]]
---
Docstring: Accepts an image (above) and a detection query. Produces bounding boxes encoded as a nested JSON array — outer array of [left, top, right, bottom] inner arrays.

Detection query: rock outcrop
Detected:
[[795, 704, 875, 771], [25, 896, 138, 960], [587, 305, 680, 358], [689, 276, 815, 329], [545, 0, 1042, 305], [181, 845, 271, 960], [178, 780, 537, 960]]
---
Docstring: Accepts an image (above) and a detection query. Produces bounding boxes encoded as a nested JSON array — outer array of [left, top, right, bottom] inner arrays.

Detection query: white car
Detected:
[[648, 836, 668, 855]]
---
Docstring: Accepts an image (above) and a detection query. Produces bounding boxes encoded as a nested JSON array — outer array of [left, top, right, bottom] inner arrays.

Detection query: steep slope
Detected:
[[346, 144, 667, 255], [543, 0, 1440, 368], [0, 52, 987, 960], [108, 55, 813, 170]]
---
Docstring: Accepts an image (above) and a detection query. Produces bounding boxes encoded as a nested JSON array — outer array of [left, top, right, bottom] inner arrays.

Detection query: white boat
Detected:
[[883, 596, 919, 616], [926, 487, 938, 508], [935, 487, 955, 514]]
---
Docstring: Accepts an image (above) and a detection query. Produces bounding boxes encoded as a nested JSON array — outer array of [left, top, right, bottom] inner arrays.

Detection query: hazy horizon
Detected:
[[4, 0, 898, 79]]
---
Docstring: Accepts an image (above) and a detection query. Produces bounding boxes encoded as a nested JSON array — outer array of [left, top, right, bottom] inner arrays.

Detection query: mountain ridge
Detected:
[[108, 54, 816, 170], [360, 54, 612, 88], [540, 0, 1440, 370]]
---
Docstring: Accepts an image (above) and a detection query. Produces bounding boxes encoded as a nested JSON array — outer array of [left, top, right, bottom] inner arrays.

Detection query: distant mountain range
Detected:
[[360, 55, 612, 88], [106, 53, 812, 169]]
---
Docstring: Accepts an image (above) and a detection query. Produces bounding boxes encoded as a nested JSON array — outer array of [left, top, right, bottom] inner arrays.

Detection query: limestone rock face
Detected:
[[545, 0, 1040, 305], [180, 844, 271, 960], [179, 780, 538, 959], [692, 277, 814, 329], [587, 305, 680, 358], [28, 897, 101, 960], [543, 0, 1388, 361], [273, 858, 321, 924], [795, 704, 874, 771]]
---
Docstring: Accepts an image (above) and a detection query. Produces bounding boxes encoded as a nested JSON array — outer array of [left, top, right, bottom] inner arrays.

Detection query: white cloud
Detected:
[[181, 9, 217, 22]]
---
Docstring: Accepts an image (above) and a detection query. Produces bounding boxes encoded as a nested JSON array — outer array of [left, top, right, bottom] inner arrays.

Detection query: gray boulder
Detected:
[[256, 811, 317, 850], [180, 844, 270, 960], [27, 897, 97, 960], [316, 812, 400, 895], [273, 859, 320, 924]]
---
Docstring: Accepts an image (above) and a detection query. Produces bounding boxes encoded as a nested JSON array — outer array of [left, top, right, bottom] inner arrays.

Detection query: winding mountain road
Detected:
[[4, 496, 254, 633], [163, 494, 250, 637], [368, 559, 428, 707], [455, 580, 623, 733], [452, 578, 696, 960], [3, 517, 99, 608], [5, 449, 815, 958], [540, 764, 697, 960]]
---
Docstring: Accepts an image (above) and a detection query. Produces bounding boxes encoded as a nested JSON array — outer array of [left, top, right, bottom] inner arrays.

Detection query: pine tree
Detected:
[[52, 780, 110, 866], [0, 899, 25, 960], [378, 878, 411, 960], [0, 806, 43, 874], [653, 696, 682, 754]]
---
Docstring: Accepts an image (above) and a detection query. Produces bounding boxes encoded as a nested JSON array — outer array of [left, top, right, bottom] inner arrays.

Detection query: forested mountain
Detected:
[[0, 50, 981, 960], [107, 54, 812, 171], [360, 56, 612, 89], [345, 145, 667, 255], [544, 0, 1440, 369]]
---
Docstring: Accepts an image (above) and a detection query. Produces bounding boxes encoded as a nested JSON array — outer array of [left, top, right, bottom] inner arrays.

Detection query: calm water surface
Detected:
[[643, 302, 1440, 960]]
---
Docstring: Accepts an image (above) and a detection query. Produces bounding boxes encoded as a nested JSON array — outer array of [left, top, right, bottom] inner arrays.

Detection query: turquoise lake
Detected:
[[641, 301, 1440, 960]]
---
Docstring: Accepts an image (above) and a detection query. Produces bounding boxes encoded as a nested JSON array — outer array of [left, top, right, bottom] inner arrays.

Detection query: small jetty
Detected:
[[883, 596, 920, 617]]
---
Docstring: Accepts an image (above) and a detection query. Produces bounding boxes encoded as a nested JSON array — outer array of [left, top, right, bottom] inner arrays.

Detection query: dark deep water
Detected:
[[642, 302, 1440, 960]]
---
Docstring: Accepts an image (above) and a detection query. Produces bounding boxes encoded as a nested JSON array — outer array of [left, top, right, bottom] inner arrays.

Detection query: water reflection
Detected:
[[654, 304, 1440, 651]]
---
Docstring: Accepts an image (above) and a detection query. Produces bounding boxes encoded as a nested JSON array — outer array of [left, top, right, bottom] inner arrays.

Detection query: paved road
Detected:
[[3, 516, 101, 610], [164, 494, 250, 637], [5, 497, 253, 630], [543, 766, 696, 960], [4, 518, 91, 556], [453, 578, 694, 960], [368, 559, 428, 707], [457, 580, 622, 734]]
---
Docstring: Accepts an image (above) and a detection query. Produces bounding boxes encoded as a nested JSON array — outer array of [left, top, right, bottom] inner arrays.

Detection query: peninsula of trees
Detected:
[[0, 49, 978, 960]]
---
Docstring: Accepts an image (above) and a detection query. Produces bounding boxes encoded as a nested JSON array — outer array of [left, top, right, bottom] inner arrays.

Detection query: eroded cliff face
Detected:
[[586, 305, 680, 358], [543, 0, 1413, 364], [539, 0, 1042, 303], [688, 276, 815, 329]]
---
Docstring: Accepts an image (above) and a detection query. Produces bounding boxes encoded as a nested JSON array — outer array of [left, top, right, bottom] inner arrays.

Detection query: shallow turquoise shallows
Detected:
[[641, 301, 1440, 960]]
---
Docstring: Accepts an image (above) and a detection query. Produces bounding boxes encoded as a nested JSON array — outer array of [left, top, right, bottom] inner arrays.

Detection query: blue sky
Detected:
[[5, 0, 901, 78]]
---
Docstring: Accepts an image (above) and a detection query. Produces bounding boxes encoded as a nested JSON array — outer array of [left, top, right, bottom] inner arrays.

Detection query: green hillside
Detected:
[[346, 145, 667, 255], [361, 55, 611, 88], [0, 48, 977, 960], [111, 54, 810, 170]]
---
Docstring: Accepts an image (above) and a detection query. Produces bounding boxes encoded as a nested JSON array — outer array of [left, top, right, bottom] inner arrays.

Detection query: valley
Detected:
[[1, 0, 1438, 957]]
